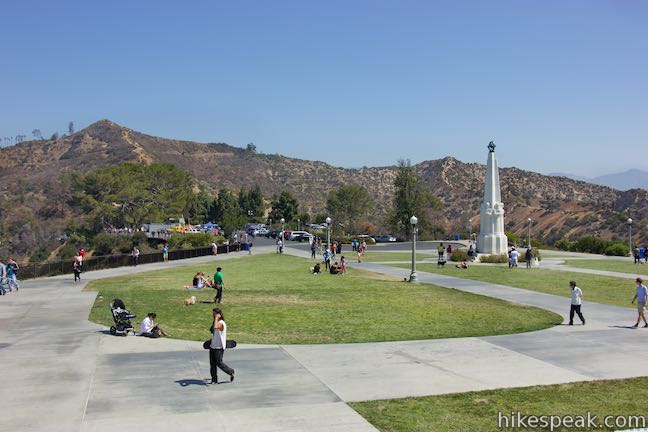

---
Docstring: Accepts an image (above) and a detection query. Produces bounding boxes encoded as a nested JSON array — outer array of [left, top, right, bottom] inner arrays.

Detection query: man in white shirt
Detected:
[[509, 247, 519, 268], [568, 280, 585, 325], [631, 277, 648, 328]]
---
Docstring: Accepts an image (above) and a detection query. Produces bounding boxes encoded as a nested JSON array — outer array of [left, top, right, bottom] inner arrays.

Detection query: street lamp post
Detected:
[[527, 217, 532, 248], [628, 218, 633, 257], [280, 217, 285, 240], [410, 215, 418, 282], [326, 217, 331, 250], [298, 218, 301, 231]]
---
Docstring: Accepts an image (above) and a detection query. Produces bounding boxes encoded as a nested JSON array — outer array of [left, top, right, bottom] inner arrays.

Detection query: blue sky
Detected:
[[1, 0, 646, 176]]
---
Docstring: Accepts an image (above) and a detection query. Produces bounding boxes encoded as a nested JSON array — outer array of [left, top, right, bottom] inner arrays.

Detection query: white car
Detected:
[[289, 231, 313, 241]]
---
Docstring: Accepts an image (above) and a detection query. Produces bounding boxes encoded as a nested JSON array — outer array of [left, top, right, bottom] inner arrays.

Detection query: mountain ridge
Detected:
[[1, 119, 646, 259]]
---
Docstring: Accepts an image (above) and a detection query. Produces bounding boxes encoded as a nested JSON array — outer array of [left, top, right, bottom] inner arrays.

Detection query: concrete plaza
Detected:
[[1, 244, 646, 431]]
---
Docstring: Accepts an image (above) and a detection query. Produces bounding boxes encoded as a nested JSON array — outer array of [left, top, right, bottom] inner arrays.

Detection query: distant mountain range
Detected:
[[549, 169, 648, 191], [1, 119, 648, 259]]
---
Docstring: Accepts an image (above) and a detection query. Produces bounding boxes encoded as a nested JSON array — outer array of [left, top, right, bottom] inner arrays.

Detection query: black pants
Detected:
[[215, 286, 223, 303], [74, 270, 81, 282], [209, 348, 234, 381], [569, 304, 585, 324], [325, 259, 330, 270]]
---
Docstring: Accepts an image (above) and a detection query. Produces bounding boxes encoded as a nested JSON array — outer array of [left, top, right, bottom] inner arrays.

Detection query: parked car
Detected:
[[373, 235, 397, 242], [289, 230, 312, 241], [268, 229, 281, 239], [293, 233, 314, 242], [258, 227, 269, 236]]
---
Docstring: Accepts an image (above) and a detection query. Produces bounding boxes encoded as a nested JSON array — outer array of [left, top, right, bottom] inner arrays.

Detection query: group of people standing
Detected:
[[0, 257, 20, 295]]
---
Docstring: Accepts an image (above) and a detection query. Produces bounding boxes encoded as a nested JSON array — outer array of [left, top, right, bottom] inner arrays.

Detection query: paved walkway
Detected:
[[2, 246, 647, 431]]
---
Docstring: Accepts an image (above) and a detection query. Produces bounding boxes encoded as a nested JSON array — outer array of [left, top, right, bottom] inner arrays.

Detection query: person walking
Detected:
[[525, 248, 534, 269], [214, 267, 224, 304], [0, 258, 6, 295], [631, 277, 648, 328], [438, 243, 445, 259], [6, 257, 19, 292], [568, 280, 585, 325], [323, 249, 331, 270], [310, 241, 316, 259], [131, 245, 140, 267], [634, 246, 640, 264], [162, 243, 169, 262], [73, 259, 82, 283], [208, 308, 235, 384]]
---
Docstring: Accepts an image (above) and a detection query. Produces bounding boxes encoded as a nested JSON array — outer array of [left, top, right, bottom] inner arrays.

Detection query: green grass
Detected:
[[561, 259, 648, 276], [393, 263, 636, 308], [355, 252, 434, 262], [351, 378, 648, 431], [87, 254, 560, 344]]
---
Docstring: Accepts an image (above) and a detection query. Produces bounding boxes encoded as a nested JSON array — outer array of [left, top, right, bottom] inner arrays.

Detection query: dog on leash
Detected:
[[184, 296, 197, 306]]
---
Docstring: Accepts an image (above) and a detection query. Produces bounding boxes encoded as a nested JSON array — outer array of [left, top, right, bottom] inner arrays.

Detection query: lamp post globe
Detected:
[[527, 217, 532, 248], [409, 215, 418, 282]]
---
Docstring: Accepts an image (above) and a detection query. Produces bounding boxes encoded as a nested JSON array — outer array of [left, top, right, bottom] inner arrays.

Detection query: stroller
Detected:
[[110, 298, 136, 336]]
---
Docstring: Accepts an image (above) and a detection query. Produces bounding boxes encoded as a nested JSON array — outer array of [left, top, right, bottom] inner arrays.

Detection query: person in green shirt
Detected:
[[214, 267, 224, 304]]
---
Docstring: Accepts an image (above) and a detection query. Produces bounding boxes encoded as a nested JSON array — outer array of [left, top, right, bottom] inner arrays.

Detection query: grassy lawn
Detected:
[[351, 377, 648, 432], [356, 252, 434, 263], [393, 263, 636, 308], [87, 254, 559, 344], [561, 259, 648, 276]]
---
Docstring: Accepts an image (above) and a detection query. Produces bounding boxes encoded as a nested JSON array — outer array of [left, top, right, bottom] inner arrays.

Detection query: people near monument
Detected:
[[6, 257, 19, 291], [131, 245, 140, 266], [631, 277, 648, 328], [455, 261, 469, 269], [162, 243, 169, 262], [214, 267, 225, 304], [276, 238, 283, 254], [312, 263, 321, 274], [568, 281, 585, 325], [208, 308, 235, 385], [140, 312, 168, 338], [73, 259, 82, 283], [635, 247, 641, 264], [525, 248, 534, 268], [323, 249, 331, 269], [340, 256, 347, 274], [446, 244, 453, 261], [336, 240, 342, 255], [438, 243, 445, 259], [310, 241, 317, 259], [467, 244, 475, 261], [509, 247, 519, 268]]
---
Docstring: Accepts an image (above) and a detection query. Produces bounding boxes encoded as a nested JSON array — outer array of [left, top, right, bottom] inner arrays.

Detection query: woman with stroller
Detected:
[[140, 312, 168, 338]]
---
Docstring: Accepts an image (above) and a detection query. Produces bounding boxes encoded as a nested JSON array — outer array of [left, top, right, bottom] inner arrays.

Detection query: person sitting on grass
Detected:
[[330, 261, 342, 275], [312, 263, 321, 274], [140, 313, 169, 338], [455, 261, 469, 269]]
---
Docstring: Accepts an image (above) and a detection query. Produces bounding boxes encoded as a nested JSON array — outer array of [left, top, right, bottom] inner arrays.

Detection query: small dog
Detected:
[[183, 296, 197, 306]]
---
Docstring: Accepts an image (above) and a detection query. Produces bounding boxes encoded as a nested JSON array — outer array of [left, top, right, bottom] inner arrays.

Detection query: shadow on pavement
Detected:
[[175, 379, 208, 387]]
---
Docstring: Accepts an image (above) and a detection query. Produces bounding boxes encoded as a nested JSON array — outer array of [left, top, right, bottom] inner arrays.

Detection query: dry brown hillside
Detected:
[[0, 119, 646, 259]]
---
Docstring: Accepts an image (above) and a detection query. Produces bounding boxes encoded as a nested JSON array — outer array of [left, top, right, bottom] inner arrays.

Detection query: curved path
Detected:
[[1, 245, 645, 431]]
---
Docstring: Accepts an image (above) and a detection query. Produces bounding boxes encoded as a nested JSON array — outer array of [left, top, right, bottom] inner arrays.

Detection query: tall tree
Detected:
[[68, 121, 74, 135], [268, 191, 299, 223], [388, 159, 442, 238], [32, 129, 43, 140], [326, 184, 372, 234], [211, 189, 246, 234]]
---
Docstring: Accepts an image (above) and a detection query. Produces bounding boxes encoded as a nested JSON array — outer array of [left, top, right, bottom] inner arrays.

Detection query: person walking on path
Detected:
[[509, 247, 519, 268], [0, 258, 6, 295], [162, 243, 169, 262], [634, 247, 640, 264], [6, 257, 19, 291], [631, 277, 648, 328], [310, 241, 316, 259], [73, 259, 82, 283], [568, 280, 585, 325], [438, 243, 445, 259], [131, 245, 140, 267], [323, 249, 331, 270], [525, 248, 534, 269], [214, 267, 225, 304], [209, 308, 235, 385]]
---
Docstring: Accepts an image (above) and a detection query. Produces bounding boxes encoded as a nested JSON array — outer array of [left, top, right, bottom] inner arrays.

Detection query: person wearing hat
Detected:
[[631, 277, 648, 328]]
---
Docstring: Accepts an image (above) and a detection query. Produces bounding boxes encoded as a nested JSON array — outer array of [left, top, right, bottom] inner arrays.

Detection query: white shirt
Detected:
[[140, 316, 154, 334], [637, 284, 648, 303], [210, 319, 227, 349], [571, 287, 583, 306], [510, 250, 519, 261]]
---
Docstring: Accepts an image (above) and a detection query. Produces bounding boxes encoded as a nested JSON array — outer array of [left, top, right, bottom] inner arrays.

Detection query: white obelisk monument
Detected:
[[477, 141, 508, 254]]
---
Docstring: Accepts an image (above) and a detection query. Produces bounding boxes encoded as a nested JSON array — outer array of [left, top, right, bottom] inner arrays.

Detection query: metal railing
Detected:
[[17, 244, 241, 280]]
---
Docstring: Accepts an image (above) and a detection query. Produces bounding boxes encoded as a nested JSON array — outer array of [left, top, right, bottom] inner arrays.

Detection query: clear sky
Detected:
[[1, 0, 646, 176]]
